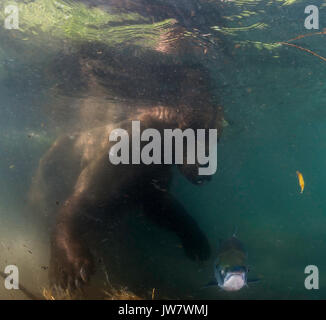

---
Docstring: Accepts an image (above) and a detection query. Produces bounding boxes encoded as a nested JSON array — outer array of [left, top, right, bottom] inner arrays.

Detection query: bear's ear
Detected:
[[155, 26, 205, 56]]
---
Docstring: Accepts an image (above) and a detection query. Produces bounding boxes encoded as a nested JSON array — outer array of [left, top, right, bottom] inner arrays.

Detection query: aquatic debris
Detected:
[[151, 179, 167, 192], [296, 171, 305, 194], [43, 284, 143, 300], [285, 29, 326, 42], [42, 286, 75, 300], [278, 30, 326, 63], [27, 132, 40, 139], [42, 288, 55, 300], [279, 42, 326, 63], [9, 165, 15, 169], [221, 118, 229, 128], [103, 287, 142, 300]]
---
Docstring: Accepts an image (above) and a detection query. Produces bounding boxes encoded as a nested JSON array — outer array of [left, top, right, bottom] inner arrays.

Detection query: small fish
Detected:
[[204, 231, 258, 292], [296, 171, 304, 193]]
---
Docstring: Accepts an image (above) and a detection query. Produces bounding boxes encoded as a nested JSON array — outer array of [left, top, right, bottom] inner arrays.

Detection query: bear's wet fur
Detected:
[[30, 14, 223, 290]]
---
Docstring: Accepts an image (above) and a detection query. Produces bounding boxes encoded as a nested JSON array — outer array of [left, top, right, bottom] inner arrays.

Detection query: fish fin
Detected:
[[202, 280, 219, 289]]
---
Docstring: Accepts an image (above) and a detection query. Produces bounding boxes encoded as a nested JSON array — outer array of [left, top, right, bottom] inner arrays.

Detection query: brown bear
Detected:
[[30, 19, 223, 290]]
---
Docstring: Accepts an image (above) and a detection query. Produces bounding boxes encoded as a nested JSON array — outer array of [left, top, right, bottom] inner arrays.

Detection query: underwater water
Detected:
[[0, 0, 326, 300]]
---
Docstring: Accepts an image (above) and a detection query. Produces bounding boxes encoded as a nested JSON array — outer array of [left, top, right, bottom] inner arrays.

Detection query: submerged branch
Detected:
[[285, 30, 326, 42], [278, 41, 326, 63]]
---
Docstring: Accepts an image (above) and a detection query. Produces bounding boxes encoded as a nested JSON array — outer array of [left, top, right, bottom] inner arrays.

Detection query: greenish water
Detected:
[[0, 0, 326, 299]]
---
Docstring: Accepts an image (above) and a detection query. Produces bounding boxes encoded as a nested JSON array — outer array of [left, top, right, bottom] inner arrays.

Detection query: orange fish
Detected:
[[296, 171, 304, 193]]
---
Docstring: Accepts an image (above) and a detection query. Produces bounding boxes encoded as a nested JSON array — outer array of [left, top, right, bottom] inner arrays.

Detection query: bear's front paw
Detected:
[[181, 231, 211, 261], [49, 235, 94, 293]]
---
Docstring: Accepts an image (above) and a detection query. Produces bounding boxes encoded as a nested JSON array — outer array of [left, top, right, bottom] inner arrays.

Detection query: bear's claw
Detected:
[[49, 237, 94, 294]]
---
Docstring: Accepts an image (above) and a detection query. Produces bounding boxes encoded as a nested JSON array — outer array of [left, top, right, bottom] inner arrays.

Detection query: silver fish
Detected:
[[205, 233, 257, 292]]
